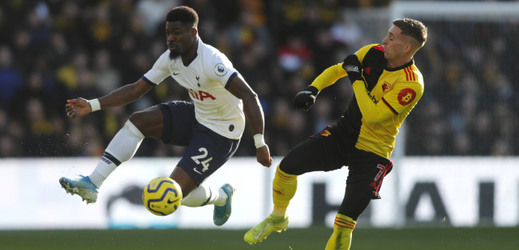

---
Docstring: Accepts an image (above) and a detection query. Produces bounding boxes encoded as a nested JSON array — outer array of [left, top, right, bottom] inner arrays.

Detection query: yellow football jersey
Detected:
[[310, 44, 424, 158]]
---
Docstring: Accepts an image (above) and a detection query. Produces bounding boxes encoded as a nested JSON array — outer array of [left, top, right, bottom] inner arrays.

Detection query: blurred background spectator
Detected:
[[0, 0, 517, 158]]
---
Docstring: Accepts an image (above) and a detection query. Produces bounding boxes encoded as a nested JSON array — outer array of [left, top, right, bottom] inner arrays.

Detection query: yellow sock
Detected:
[[271, 166, 297, 216], [325, 214, 356, 250]]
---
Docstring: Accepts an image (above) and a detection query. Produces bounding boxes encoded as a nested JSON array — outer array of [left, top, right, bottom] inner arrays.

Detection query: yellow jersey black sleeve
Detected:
[[338, 44, 424, 159]]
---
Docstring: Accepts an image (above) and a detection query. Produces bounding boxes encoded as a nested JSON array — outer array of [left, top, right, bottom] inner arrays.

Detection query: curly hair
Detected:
[[166, 6, 199, 28]]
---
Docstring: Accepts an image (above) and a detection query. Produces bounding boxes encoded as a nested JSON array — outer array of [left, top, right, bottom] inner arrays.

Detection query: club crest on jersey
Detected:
[[321, 130, 331, 137], [397, 88, 416, 106], [214, 63, 227, 76], [382, 81, 392, 93]]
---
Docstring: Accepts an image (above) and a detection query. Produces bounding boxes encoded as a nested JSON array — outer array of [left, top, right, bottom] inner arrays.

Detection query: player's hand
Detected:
[[256, 145, 273, 167], [65, 98, 91, 119], [343, 54, 363, 84], [293, 86, 319, 112]]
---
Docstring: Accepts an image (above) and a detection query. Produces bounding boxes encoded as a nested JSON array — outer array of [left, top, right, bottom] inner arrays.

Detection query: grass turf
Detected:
[[1, 226, 518, 250]]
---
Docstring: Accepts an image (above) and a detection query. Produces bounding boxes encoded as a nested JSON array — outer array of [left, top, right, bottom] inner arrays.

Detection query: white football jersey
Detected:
[[143, 38, 244, 140]]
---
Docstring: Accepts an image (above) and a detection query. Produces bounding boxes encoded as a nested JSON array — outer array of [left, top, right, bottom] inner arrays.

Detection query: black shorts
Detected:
[[279, 125, 393, 199], [158, 101, 240, 184]]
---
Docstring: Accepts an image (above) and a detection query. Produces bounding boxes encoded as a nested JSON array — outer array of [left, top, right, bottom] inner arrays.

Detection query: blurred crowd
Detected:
[[408, 20, 519, 156], [0, 0, 517, 158]]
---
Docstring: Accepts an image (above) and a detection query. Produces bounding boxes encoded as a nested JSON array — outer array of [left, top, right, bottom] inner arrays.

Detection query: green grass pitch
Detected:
[[1, 226, 518, 250]]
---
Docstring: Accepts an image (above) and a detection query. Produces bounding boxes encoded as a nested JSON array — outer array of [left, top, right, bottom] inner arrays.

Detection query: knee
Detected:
[[279, 158, 300, 176], [128, 112, 145, 130]]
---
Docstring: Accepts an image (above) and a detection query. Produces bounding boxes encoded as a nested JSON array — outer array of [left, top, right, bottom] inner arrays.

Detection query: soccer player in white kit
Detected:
[[59, 6, 273, 226]]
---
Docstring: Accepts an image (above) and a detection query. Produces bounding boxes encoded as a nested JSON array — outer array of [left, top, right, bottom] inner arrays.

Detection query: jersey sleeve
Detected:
[[205, 50, 238, 88], [309, 63, 347, 91], [380, 81, 423, 116], [352, 80, 423, 124], [142, 50, 171, 85], [354, 44, 381, 63]]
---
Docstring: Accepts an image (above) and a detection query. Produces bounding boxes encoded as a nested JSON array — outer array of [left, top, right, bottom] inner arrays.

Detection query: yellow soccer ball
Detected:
[[142, 177, 182, 216]]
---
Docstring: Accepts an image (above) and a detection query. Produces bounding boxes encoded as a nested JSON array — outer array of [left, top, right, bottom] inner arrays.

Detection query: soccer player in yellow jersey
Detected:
[[245, 18, 428, 249]]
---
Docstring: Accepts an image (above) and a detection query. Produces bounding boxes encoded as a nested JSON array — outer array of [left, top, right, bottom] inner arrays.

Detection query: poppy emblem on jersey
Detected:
[[382, 81, 391, 93], [364, 67, 371, 75], [214, 63, 227, 76], [397, 88, 416, 106]]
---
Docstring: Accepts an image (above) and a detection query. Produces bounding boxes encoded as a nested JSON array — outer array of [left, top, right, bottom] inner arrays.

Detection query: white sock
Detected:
[[181, 184, 228, 207], [88, 120, 144, 188]]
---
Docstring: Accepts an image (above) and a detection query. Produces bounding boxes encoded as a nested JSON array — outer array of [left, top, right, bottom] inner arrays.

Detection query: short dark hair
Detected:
[[166, 6, 199, 28], [393, 18, 428, 47]]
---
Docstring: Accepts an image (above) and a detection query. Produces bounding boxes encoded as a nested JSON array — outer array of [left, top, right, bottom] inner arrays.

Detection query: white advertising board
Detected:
[[0, 157, 518, 229], [0, 157, 271, 230]]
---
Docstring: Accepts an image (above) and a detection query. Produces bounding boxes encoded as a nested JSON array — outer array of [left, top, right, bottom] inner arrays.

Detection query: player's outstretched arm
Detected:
[[65, 98, 92, 119], [293, 63, 348, 112], [255, 141, 273, 167], [227, 74, 273, 167], [65, 78, 154, 119]]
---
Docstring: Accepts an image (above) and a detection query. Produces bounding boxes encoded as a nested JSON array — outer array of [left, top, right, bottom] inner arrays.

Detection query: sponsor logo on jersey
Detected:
[[214, 63, 227, 76], [397, 88, 416, 106], [368, 90, 379, 104], [188, 89, 216, 101]]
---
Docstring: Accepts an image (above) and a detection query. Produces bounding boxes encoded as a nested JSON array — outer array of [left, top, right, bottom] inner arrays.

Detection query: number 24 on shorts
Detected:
[[192, 147, 213, 173]]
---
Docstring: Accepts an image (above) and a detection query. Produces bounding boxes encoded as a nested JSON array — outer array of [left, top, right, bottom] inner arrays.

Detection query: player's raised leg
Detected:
[[246, 129, 340, 244], [60, 107, 161, 204], [171, 166, 235, 226], [59, 174, 99, 204], [244, 166, 294, 244], [179, 182, 235, 226], [59, 120, 144, 203], [326, 163, 381, 250], [213, 183, 235, 226], [244, 213, 289, 245]]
